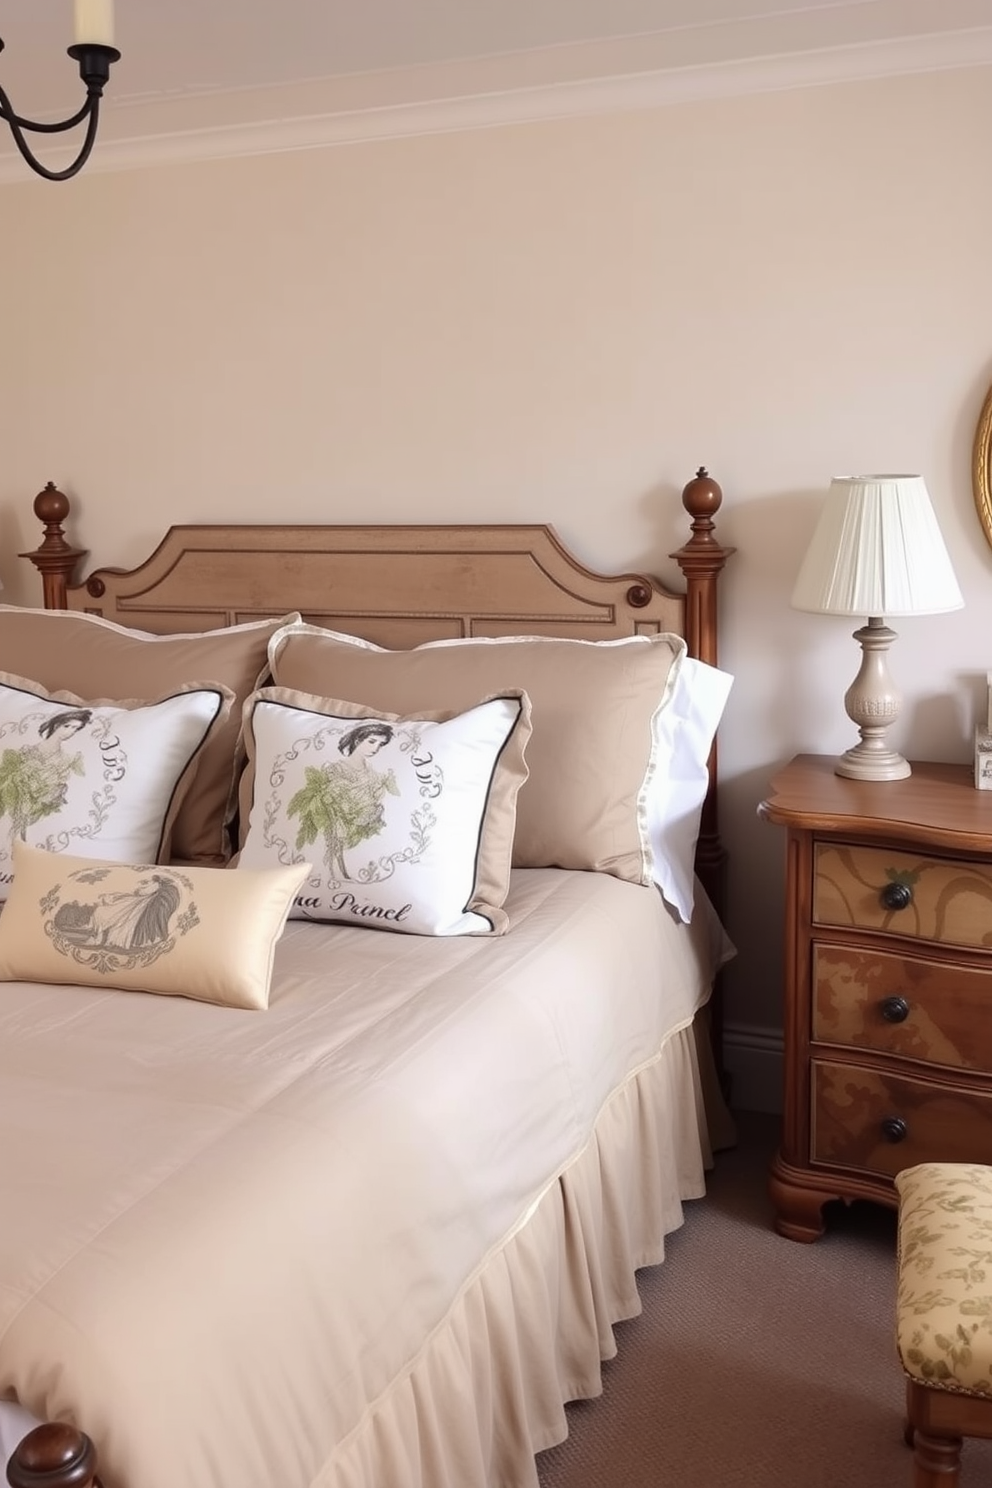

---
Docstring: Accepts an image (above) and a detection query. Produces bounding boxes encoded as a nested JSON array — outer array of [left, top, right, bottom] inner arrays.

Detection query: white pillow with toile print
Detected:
[[235, 686, 532, 935], [0, 672, 233, 900]]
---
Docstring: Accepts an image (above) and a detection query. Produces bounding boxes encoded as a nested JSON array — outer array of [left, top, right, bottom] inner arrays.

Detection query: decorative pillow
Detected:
[[0, 673, 232, 900], [236, 686, 532, 935], [268, 624, 685, 887], [647, 656, 734, 923], [0, 841, 308, 1010], [0, 605, 300, 866]]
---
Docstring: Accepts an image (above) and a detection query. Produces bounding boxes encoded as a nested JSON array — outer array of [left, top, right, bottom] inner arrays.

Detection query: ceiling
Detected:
[[1, 0, 990, 178]]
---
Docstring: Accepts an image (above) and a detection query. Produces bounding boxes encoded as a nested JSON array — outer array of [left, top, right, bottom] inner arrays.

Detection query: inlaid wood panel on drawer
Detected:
[[813, 842, 992, 950], [811, 1060, 992, 1179], [812, 944, 992, 1071]]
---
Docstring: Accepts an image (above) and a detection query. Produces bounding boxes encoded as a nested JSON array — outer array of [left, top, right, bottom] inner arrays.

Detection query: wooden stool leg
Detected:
[[913, 1429, 962, 1487], [905, 1377, 918, 1448]]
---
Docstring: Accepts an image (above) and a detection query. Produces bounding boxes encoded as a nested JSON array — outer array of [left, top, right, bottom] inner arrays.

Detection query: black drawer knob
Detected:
[[880, 996, 910, 1024], [880, 881, 913, 911], [881, 1116, 908, 1143]]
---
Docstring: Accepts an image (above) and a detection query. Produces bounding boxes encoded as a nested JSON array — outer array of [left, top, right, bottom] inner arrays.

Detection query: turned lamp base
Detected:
[[835, 617, 912, 782]]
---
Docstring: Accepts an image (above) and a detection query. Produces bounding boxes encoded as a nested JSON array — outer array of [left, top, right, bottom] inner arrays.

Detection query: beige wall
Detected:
[[2, 63, 990, 1096]]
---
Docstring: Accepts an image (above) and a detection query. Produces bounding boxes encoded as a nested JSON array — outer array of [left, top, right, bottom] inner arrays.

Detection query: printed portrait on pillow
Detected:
[[0, 675, 229, 894], [0, 706, 94, 846], [238, 689, 532, 936], [42, 863, 198, 974], [286, 719, 402, 883]]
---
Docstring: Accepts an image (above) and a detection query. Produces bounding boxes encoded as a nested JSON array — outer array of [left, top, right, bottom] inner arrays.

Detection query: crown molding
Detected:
[[2, 24, 991, 185]]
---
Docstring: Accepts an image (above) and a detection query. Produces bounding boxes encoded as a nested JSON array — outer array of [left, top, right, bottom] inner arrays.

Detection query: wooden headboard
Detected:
[[21, 468, 734, 909]]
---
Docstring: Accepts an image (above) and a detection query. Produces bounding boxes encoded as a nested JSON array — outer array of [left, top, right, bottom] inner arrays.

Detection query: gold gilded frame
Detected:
[[974, 380, 992, 552]]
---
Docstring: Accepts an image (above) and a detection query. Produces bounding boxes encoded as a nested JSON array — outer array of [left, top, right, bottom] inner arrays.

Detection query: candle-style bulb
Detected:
[[73, 0, 114, 47]]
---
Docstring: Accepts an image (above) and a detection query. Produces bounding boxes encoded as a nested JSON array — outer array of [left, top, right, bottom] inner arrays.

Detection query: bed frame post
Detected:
[[672, 467, 735, 1089], [19, 483, 86, 610], [671, 467, 735, 917], [6, 1423, 100, 1488]]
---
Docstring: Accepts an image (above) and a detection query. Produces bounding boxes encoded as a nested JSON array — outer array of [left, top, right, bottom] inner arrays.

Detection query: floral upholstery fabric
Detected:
[[896, 1163, 992, 1396]]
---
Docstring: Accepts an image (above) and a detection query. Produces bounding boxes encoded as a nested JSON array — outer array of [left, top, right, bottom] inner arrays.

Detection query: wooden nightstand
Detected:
[[758, 754, 992, 1243]]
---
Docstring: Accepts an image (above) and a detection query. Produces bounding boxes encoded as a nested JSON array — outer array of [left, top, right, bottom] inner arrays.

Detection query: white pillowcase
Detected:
[[646, 656, 733, 923], [0, 675, 230, 899], [237, 688, 532, 936]]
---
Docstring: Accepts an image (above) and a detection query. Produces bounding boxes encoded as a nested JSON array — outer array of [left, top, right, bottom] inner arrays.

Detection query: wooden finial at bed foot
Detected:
[[6, 1423, 100, 1488], [18, 483, 86, 611]]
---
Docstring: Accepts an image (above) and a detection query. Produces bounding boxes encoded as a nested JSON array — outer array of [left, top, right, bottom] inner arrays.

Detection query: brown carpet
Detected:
[[536, 1111, 992, 1488]]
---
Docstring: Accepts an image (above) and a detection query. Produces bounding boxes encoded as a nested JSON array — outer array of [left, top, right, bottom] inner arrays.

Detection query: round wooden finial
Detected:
[[7, 1422, 98, 1488], [32, 481, 71, 529], [21, 482, 86, 607], [682, 467, 724, 524]]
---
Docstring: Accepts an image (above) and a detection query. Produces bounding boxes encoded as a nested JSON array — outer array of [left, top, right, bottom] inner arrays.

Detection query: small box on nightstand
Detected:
[[977, 729, 992, 790], [977, 672, 992, 790]]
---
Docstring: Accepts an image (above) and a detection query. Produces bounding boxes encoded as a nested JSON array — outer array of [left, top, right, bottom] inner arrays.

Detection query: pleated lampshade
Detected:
[[792, 475, 963, 618]]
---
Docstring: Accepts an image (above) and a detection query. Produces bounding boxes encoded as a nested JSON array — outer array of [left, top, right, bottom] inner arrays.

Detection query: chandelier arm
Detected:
[[0, 39, 119, 181], [0, 92, 93, 134], [0, 92, 101, 182]]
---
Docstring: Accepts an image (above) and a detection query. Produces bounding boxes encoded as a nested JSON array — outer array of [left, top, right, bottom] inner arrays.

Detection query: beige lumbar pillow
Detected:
[[0, 841, 309, 1010]]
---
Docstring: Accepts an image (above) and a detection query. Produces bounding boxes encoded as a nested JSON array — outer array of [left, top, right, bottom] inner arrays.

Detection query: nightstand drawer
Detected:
[[811, 1060, 992, 1178], [812, 944, 992, 1071], [813, 842, 992, 951]]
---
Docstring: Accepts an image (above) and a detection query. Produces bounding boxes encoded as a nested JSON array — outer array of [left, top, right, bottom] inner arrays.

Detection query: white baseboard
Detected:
[[723, 1022, 783, 1114]]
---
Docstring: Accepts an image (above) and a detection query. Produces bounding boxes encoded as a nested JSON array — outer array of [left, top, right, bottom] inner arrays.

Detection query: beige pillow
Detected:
[[237, 686, 531, 935], [0, 671, 233, 888], [269, 624, 685, 885], [0, 606, 300, 866], [0, 841, 308, 1010]]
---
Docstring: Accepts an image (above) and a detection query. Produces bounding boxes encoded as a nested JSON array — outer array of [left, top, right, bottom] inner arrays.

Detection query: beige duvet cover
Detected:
[[0, 868, 732, 1488]]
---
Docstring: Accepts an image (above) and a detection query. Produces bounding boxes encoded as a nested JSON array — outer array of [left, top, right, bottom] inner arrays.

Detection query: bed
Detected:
[[1, 470, 735, 1488]]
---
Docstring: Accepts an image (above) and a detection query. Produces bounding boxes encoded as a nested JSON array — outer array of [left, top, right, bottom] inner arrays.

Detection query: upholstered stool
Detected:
[[895, 1163, 992, 1486]]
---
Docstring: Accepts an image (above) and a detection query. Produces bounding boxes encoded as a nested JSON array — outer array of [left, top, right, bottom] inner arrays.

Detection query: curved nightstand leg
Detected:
[[768, 1153, 838, 1242]]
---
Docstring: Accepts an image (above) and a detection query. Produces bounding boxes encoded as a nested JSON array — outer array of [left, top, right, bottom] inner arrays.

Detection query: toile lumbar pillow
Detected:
[[0, 673, 233, 901], [236, 686, 532, 935], [0, 841, 309, 1010]]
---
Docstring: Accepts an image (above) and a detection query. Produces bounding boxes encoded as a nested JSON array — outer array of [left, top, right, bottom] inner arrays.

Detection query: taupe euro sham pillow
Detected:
[[0, 841, 308, 1010], [0, 605, 300, 866], [268, 623, 685, 886]]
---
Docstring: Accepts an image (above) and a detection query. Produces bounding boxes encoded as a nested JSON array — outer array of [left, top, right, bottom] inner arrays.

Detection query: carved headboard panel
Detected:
[[64, 522, 685, 646]]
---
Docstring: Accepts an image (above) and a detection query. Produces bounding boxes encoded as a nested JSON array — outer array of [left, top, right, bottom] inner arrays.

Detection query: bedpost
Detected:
[[6, 1423, 99, 1488], [672, 468, 735, 1089], [19, 483, 86, 610], [671, 467, 735, 908]]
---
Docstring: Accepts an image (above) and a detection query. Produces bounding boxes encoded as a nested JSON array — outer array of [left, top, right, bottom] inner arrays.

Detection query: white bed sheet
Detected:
[[0, 868, 733, 1488]]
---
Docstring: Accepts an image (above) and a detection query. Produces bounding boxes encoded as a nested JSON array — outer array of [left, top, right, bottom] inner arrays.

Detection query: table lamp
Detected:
[[791, 474, 964, 781]]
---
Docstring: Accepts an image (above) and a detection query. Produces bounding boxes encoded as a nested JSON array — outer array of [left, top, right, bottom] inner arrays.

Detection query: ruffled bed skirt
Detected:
[[1, 1015, 732, 1488], [318, 1014, 734, 1488]]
